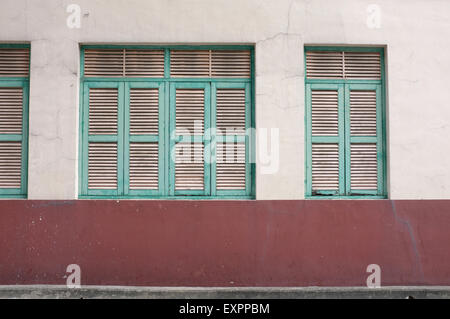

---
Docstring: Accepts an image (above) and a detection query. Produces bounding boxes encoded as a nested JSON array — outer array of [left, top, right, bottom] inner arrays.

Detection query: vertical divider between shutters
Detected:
[[338, 84, 346, 195], [164, 49, 171, 196], [380, 49, 387, 197], [376, 84, 383, 195], [210, 82, 217, 196], [78, 48, 85, 197], [305, 84, 312, 196], [164, 49, 170, 79], [117, 83, 125, 195], [123, 82, 130, 195], [250, 48, 256, 197], [168, 83, 176, 196], [21, 81, 29, 195], [164, 81, 170, 196], [81, 82, 89, 195], [245, 82, 251, 196], [344, 84, 351, 195], [158, 82, 165, 196], [204, 83, 211, 196]]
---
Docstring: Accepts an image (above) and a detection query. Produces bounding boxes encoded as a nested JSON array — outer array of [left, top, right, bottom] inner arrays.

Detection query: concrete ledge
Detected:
[[1, 285, 450, 299]]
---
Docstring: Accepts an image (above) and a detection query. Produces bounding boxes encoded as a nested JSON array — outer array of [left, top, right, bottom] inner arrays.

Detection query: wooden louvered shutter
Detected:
[[125, 82, 163, 195], [81, 46, 253, 198], [0, 48, 30, 77], [84, 49, 165, 77], [345, 84, 383, 195], [170, 50, 210, 78], [0, 47, 29, 195], [306, 50, 381, 80], [171, 50, 251, 78], [306, 47, 385, 197], [213, 83, 250, 195], [170, 83, 210, 195], [307, 84, 345, 195], [84, 82, 123, 195], [0, 86, 26, 191]]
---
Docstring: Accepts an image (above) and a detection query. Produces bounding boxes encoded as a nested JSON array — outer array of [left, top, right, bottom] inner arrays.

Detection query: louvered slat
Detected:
[[0, 87, 22, 134], [216, 88, 245, 135], [216, 142, 245, 190], [306, 50, 381, 80], [130, 88, 158, 135], [312, 143, 339, 191], [175, 142, 204, 190], [344, 52, 381, 80], [176, 89, 204, 135], [306, 51, 343, 79], [170, 50, 210, 77], [129, 142, 158, 190], [89, 88, 118, 135], [0, 48, 29, 77], [350, 90, 377, 136], [0, 141, 21, 188], [84, 49, 124, 77], [88, 142, 117, 189], [211, 50, 251, 78], [311, 90, 338, 136], [350, 143, 377, 190], [125, 50, 165, 77]]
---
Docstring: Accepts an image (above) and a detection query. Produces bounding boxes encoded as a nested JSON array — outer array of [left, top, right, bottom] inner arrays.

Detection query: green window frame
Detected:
[[0, 44, 29, 198], [305, 46, 387, 199], [79, 45, 255, 199]]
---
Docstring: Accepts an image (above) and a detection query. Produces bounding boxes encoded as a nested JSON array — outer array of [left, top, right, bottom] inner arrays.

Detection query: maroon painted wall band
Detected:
[[0, 200, 449, 286]]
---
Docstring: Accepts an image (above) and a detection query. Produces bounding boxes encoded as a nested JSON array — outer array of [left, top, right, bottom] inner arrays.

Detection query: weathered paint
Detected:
[[0, 200, 449, 286]]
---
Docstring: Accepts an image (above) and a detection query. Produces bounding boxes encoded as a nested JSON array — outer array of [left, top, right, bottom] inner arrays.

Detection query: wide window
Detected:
[[305, 47, 386, 198], [79, 46, 254, 198], [0, 44, 29, 198]]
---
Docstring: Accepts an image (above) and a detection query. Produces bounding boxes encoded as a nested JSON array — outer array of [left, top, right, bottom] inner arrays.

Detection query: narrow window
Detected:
[[80, 46, 254, 198], [0, 44, 29, 198], [305, 47, 386, 198]]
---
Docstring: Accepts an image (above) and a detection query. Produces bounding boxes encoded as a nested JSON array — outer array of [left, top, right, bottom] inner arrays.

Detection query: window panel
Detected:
[[306, 47, 385, 198], [80, 46, 253, 198], [0, 45, 29, 197]]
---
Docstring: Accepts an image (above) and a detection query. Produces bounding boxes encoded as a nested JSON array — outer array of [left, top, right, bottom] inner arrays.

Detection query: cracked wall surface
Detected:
[[0, 0, 449, 199]]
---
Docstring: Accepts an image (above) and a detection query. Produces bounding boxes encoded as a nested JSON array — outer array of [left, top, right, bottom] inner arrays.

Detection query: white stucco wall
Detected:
[[0, 0, 449, 199]]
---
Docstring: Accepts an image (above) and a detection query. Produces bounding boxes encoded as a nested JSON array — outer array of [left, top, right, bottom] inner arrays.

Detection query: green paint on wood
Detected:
[[79, 45, 256, 199]]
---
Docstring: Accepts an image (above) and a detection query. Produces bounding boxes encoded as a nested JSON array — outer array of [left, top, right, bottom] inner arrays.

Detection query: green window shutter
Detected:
[[169, 83, 211, 196], [125, 82, 164, 196], [345, 84, 384, 195], [83, 82, 123, 196], [211, 50, 251, 78], [212, 82, 251, 196], [80, 46, 254, 199], [124, 50, 165, 77], [305, 47, 386, 198], [0, 48, 30, 77], [306, 50, 381, 80], [84, 49, 165, 78], [170, 50, 210, 78], [0, 45, 29, 198], [306, 83, 345, 196]]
